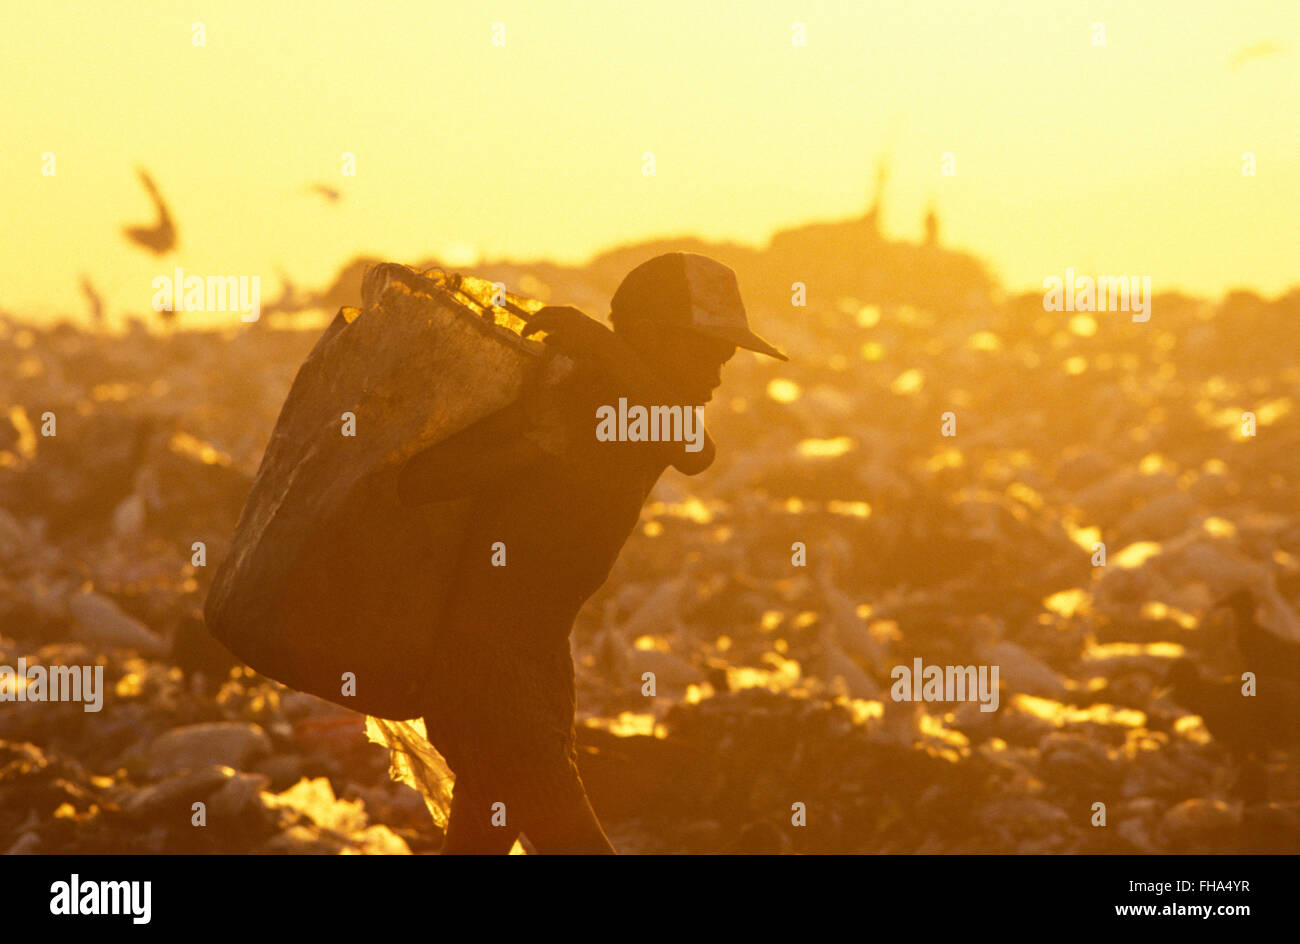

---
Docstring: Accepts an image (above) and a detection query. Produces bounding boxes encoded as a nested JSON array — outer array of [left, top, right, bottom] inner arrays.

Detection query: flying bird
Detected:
[[1229, 41, 1285, 71], [123, 168, 177, 255], [259, 268, 302, 319], [305, 183, 341, 204]]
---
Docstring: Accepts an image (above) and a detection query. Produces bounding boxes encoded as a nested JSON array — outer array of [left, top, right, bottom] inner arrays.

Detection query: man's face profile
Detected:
[[620, 320, 737, 405]]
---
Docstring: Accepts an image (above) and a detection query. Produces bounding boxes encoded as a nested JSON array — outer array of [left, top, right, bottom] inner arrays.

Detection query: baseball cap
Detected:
[[609, 252, 788, 361]]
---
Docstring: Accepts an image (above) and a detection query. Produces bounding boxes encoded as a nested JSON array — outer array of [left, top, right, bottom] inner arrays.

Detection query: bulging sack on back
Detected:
[[204, 264, 559, 719]]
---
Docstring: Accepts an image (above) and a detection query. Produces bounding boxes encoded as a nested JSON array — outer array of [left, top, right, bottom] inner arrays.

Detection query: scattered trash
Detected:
[[1, 251, 1297, 852]]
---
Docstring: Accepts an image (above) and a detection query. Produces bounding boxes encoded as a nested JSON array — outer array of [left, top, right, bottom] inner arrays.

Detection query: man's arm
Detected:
[[396, 400, 545, 506]]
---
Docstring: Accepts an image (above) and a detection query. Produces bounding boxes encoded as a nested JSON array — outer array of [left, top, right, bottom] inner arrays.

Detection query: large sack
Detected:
[[204, 264, 558, 719]]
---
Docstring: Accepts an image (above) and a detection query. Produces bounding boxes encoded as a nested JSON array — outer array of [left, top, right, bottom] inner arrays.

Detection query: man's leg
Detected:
[[509, 757, 615, 854], [441, 774, 521, 854], [441, 761, 611, 854], [424, 636, 612, 853], [420, 710, 519, 854]]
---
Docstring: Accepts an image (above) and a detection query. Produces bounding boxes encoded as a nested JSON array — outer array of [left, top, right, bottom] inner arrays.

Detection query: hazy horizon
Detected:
[[4, 1, 1298, 326]]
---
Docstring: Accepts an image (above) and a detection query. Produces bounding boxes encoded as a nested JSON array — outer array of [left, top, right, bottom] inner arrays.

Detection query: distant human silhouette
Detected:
[[396, 253, 786, 853], [79, 275, 104, 327], [923, 203, 939, 247], [864, 158, 889, 234], [122, 168, 177, 255]]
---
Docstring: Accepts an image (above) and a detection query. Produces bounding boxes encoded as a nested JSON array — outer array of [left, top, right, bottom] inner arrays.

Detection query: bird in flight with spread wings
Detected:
[[122, 167, 177, 255]]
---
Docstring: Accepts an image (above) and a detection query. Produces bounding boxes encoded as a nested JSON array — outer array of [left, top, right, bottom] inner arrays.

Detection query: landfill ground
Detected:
[[2, 243, 1298, 854]]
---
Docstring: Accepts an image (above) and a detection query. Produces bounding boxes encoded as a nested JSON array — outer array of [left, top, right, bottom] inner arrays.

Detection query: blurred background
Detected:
[[0, 1, 1297, 853]]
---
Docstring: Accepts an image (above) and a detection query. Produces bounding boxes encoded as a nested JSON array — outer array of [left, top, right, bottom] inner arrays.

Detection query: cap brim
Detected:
[[695, 324, 789, 361]]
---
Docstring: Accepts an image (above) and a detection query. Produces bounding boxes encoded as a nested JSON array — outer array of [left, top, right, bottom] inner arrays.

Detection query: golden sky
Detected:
[[3, 1, 1297, 324]]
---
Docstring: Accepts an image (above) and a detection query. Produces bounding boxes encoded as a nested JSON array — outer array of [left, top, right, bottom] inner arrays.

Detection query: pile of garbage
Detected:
[[1, 265, 1298, 852]]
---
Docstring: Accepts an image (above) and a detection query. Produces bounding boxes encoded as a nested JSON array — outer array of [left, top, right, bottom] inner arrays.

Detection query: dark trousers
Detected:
[[422, 634, 614, 854]]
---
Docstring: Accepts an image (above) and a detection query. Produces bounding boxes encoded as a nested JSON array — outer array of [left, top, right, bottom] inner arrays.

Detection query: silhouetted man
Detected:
[[395, 253, 786, 853]]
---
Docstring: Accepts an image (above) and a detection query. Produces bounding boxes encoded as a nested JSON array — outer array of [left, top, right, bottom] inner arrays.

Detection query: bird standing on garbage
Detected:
[[397, 253, 786, 853], [1217, 586, 1300, 681], [1164, 657, 1300, 801]]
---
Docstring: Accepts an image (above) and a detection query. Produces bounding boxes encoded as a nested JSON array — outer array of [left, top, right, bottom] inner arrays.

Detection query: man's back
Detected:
[[400, 357, 675, 641], [442, 455, 662, 642]]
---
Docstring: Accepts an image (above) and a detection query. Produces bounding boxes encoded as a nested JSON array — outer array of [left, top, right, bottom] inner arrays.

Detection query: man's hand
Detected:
[[522, 306, 615, 360]]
